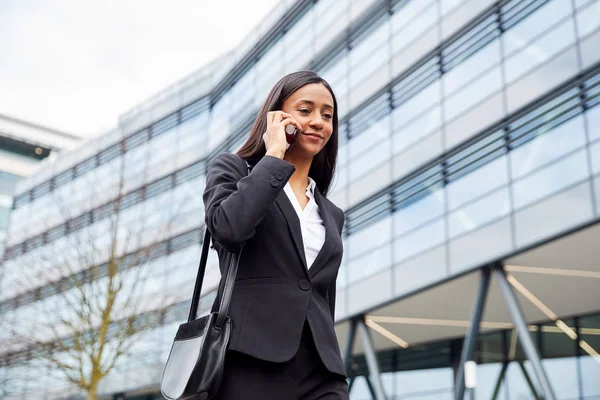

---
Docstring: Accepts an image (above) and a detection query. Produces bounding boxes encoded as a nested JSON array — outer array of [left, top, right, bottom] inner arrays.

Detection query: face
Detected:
[[281, 83, 335, 157]]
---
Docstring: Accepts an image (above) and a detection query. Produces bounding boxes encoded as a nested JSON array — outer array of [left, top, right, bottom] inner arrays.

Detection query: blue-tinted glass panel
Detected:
[[393, 105, 441, 154], [350, 44, 389, 87], [347, 216, 392, 259], [447, 156, 509, 210], [349, 138, 391, 180], [510, 115, 587, 179], [440, 0, 466, 16], [392, 81, 441, 129], [443, 39, 501, 96], [448, 187, 511, 238], [512, 149, 590, 209], [391, 0, 435, 35], [505, 19, 576, 83], [444, 66, 502, 121], [350, 16, 389, 65], [588, 104, 600, 142], [318, 51, 348, 92], [576, 0, 600, 37], [393, 188, 445, 237], [391, 2, 437, 54], [349, 115, 391, 158], [503, 0, 573, 57], [589, 140, 600, 174], [393, 219, 446, 263], [347, 243, 392, 284]]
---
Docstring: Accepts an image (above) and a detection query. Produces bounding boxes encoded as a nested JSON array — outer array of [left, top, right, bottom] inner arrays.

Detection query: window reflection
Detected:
[[391, 1, 438, 55], [510, 115, 587, 180], [504, 19, 576, 84], [512, 150, 589, 209], [503, 0, 572, 57], [576, 0, 600, 38], [447, 156, 508, 210], [587, 104, 600, 142]]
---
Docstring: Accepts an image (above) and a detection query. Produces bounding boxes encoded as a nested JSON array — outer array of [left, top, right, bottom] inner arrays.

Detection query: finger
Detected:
[[279, 118, 298, 131], [267, 111, 277, 124]]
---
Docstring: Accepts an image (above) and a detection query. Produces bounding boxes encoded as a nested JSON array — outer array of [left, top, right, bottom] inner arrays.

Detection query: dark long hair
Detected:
[[236, 71, 339, 196]]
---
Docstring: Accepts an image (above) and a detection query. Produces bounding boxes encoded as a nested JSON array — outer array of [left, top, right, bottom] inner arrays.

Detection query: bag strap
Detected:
[[187, 158, 252, 324]]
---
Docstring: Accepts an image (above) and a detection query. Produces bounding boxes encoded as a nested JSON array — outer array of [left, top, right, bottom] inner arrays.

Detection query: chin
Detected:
[[294, 144, 324, 158]]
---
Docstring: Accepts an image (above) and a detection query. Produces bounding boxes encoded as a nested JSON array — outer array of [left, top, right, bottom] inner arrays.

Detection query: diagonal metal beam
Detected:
[[357, 318, 388, 400], [519, 361, 542, 400], [455, 267, 491, 400], [491, 363, 508, 400], [495, 267, 556, 400]]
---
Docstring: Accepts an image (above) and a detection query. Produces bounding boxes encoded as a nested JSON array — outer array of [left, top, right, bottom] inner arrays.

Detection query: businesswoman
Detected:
[[203, 70, 348, 399]]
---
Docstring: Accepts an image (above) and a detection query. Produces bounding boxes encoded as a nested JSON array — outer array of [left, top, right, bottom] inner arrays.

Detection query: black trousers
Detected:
[[214, 322, 349, 400]]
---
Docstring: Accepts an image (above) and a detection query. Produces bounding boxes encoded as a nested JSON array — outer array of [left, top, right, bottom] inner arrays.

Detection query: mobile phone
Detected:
[[285, 124, 299, 151]]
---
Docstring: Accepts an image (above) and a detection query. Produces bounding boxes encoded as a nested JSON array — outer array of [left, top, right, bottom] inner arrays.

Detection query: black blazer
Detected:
[[203, 153, 346, 376]]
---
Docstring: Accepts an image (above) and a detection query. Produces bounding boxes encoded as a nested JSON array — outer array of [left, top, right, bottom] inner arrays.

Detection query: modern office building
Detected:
[[1, 0, 600, 398], [0, 113, 80, 259]]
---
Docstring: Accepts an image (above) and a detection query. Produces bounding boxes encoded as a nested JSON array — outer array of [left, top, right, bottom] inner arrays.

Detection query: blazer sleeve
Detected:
[[203, 153, 295, 252]]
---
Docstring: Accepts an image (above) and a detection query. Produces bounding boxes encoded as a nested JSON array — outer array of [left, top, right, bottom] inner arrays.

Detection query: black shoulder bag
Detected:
[[161, 160, 250, 400]]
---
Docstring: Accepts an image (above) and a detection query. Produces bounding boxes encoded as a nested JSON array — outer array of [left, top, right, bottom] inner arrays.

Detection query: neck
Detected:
[[284, 151, 312, 190]]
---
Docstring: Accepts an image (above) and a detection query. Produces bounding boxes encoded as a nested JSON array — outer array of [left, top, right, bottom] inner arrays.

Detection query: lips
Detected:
[[302, 132, 323, 139]]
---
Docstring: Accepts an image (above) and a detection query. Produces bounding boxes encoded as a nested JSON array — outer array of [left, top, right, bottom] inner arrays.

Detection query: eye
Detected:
[[299, 108, 311, 114], [323, 113, 333, 120]]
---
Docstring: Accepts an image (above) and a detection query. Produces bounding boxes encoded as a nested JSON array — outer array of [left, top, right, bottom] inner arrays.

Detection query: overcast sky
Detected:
[[0, 0, 280, 138]]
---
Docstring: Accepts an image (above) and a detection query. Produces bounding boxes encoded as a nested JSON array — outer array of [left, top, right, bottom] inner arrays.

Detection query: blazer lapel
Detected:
[[309, 189, 337, 277], [275, 191, 308, 270]]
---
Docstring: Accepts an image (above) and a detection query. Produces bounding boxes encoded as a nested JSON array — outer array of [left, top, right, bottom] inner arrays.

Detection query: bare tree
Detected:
[[0, 145, 200, 400]]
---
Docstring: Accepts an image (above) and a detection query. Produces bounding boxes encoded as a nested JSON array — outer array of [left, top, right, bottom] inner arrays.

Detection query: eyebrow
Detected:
[[296, 99, 334, 110]]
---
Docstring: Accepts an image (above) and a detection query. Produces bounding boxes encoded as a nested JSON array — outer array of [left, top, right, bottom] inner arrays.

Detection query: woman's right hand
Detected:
[[263, 111, 302, 159]]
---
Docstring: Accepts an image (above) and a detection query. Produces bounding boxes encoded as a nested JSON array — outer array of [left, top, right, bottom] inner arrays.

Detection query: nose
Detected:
[[309, 115, 324, 130]]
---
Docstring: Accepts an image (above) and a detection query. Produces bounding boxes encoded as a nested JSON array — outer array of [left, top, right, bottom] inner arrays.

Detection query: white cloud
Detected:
[[0, 0, 281, 138]]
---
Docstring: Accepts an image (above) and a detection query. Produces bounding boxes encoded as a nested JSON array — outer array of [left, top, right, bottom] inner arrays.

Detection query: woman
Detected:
[[203, 70, 349, 399]]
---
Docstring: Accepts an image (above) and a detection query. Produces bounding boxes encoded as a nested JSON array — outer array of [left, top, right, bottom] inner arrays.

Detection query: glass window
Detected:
[[391, 0, 435, 36], [393, 105, 441, 155], [510, 115, 587, 179], [443, 39, 501, 96], [349, 115, 391, 159], [503, 0, 573, 57], [587, 104, 600, 142], [393, 219, 446, 263], [347, 243, 392, 284], [444, 66, 502, 121], [512, 149, 589, 209], [391, 1, 438, 54], [347, 216, 392, 259], [349, 138, 391, 180], [392, 81, 441, 129], [580, 314, 600, 397], [447, 155, 509, 210], [576, 0, 600, 38], [393, 188, 445, 237], [318, 51, 349, 96], [350, 17, 389, 67], [448, 186, 510, 238], [590, 141, 600, 174], [349, 43, 389, 88], [393, 367, 453, 398], [505, 19, 576, 84], [255, 41, 283, 87], [0, 171, 20, 194], [575, 0, 596, 8], [440, 0, 466, 16]]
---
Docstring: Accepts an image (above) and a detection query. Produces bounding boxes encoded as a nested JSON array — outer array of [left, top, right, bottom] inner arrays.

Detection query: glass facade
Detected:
[[1, 0, 600, 398], [348, 313, 600, 399]]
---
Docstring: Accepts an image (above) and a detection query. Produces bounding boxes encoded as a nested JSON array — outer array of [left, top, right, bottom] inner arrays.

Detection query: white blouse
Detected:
[[283, 178, 326, 269]]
